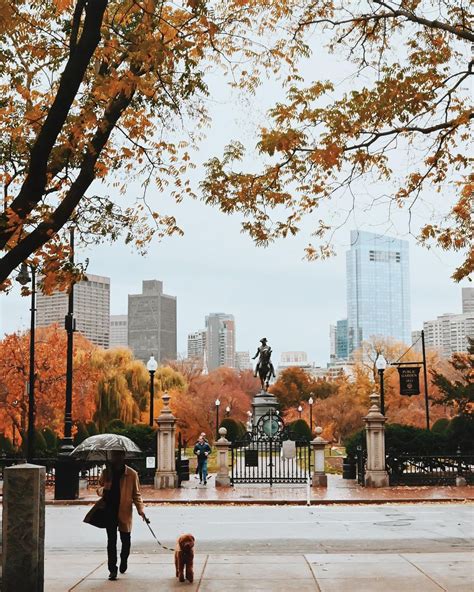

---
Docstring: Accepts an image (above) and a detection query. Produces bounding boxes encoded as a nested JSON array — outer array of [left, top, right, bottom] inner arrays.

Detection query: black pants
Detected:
[[106, 522, 131, 572]]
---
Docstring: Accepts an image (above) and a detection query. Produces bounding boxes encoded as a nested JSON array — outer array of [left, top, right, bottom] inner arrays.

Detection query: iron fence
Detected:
[[386, 453, 474, 486], [0, 455, 157, 487]]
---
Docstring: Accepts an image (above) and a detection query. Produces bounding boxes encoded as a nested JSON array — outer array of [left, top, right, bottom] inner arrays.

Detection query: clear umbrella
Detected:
[[70, 434, 142, 461]]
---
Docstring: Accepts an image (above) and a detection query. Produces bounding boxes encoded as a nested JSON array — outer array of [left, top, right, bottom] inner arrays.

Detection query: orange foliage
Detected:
[[171, 368, 259, 443], [0, 325, 97, 441]]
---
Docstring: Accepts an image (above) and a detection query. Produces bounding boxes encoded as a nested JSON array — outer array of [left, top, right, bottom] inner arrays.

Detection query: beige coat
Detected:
[[98, 465, 145, 533]]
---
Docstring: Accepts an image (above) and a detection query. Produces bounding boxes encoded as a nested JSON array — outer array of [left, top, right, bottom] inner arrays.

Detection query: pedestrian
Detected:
[[193, 435, 211, 485], [194, 433, 208, 476], [97, 450, 147, 581]]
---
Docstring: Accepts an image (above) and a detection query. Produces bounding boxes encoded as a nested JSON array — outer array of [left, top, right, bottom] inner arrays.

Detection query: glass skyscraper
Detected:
[[347, 230, 411, 353]]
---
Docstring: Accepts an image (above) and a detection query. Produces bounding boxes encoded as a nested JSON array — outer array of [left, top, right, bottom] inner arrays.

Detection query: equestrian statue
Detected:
[[252, 337, 276, 391]]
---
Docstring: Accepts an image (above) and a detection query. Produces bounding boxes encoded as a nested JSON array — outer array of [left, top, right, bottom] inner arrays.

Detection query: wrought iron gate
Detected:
[[230, 411, 312, 486]]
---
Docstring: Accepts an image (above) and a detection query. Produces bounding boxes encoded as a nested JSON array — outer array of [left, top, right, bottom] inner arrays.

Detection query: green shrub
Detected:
[[446, 415, 474, 453], [219, 418, 246, 442], [74, 422, 90, 446], [289, 419, 312, 441], [42, 427, 58, 452], [344, 423, 450, 458], [0, 433, 15, 455], [106, 419, 126, 431], [112, 424, 156, 453], [431, 418, 450, 434], [86, 421, 98, 436]]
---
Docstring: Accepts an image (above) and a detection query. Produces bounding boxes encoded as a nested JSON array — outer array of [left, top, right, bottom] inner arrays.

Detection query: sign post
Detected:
[[398, 366, 421, 396]]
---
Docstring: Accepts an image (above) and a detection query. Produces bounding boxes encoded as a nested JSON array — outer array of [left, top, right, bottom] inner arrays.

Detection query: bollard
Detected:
[[2, 463, 45, 592]]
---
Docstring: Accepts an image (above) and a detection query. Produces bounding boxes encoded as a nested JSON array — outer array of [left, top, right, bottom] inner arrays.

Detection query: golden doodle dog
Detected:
[[174, 534, 195, 583]]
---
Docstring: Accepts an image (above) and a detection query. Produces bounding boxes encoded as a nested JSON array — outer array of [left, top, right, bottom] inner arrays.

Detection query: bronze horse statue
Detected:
[[253, 338, 276, 391]]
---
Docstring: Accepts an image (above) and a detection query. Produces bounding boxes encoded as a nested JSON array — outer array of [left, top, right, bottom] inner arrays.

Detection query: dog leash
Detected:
[[144, 517, 174, 552]]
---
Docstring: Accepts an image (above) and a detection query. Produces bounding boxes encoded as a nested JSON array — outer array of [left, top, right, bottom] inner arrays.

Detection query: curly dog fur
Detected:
[[174, 534, 195, 583]]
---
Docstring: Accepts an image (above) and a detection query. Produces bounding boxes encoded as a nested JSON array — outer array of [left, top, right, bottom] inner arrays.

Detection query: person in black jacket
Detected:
[[193, 435, 211, 485]]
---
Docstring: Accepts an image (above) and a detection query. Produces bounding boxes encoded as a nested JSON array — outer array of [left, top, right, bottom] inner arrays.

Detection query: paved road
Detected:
[[46, 503, 474, 554]]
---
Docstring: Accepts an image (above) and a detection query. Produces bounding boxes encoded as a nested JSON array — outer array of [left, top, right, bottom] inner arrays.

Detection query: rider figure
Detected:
[[252, 338, 276, 380]]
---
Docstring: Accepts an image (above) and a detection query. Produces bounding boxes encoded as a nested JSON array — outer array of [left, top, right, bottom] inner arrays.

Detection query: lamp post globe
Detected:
[[308, 396, 314, 435], [375, 354, 387, 416], [147, 354, 158, 427], [297, 404, 303, 419]]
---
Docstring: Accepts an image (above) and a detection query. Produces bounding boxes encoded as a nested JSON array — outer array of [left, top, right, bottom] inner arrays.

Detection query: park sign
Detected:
[[398, 366, 421, 396]]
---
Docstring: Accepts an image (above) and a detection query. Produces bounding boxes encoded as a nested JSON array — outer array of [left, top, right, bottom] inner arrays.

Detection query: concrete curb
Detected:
[[43, 496, 474, 506]]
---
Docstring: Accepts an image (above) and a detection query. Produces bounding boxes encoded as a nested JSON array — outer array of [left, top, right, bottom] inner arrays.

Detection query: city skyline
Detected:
[[1, 225, 470, 367]]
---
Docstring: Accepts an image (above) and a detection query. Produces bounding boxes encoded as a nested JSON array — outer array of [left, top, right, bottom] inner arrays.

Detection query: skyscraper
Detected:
[[110, 315, 128, 348], [128, 280, 177, 364], [205, 313, 235, 371], [187, 330, 207, 360], [235, 351, 252, 371], [462, 287, 474, 314], [36, 273, 110, 348], [335, 319, 349, 360], [423, 313, 474, 357], [346, 230, 411, 353]]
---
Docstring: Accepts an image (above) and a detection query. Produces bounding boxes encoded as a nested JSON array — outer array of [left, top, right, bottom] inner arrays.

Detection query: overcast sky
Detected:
[[1, 27, 471, 366]]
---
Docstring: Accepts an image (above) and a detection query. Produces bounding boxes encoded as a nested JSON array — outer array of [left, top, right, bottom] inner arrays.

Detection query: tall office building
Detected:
[[423, 312, 474, 357], [462, 287, 474, 314], [36, 273, 110, 348], [110, 315, 128, 348], [329, 325, 336, 360], [335, 319, 349, 360], [346, 230, 411, 353], [187, 330, 207, 360], [235, 351, 252, 371], [205, 313, 235, 371], [128, 280, 177, 364]]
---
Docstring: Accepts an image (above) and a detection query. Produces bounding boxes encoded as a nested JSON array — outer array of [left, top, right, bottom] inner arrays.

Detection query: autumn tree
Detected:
[[0, 0, 305, 290], [91, 347, 152, 430], [270, 366, 336, 411], [171, 367, 257, 442], [0, 325, 97, 439], [203, 1, 473, 281], [431, 338, 474, 417]]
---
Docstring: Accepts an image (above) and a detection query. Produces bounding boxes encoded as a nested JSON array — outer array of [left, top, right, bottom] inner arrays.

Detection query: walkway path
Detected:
[[46, 551, 473, 591], [47, 474, 474, 505]]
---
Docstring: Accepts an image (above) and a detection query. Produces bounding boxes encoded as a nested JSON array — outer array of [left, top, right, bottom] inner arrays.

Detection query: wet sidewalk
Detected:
[[46, 474, 474, 505], [46, 551, 473, 591]]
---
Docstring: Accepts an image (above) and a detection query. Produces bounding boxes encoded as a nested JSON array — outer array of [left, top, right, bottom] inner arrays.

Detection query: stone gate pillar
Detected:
[[364, 393, 389, 488], [215, 427, 231, 487], [2, 464, 45, 591], [311, 427, 328, 487], [154, 392, 178, 489]]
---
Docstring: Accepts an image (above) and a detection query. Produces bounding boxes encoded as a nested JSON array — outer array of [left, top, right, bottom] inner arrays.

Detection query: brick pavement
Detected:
[[46, 474, 474, 505]]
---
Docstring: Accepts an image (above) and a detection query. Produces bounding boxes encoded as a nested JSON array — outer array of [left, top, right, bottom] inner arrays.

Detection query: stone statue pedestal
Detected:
[[252, 389, 279, 427]]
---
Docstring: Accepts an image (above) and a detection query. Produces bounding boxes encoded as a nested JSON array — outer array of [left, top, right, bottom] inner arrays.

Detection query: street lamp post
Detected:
[[16, 262, 36, 463], [375, 354, 388, 416], [55, 227, 80, 500], [60, 226, 76, 455], [225, 405, 231, 417], [298, 405, 303, 419], [308, 396, 314, 435], [215, 398, 221, 440], [147, 355, 158, 427]]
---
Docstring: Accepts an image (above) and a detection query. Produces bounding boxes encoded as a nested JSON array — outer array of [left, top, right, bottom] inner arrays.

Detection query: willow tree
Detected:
[[203, 0, 473, 281], [92, 347, 148, 429], [0, 0, 304, 290]]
